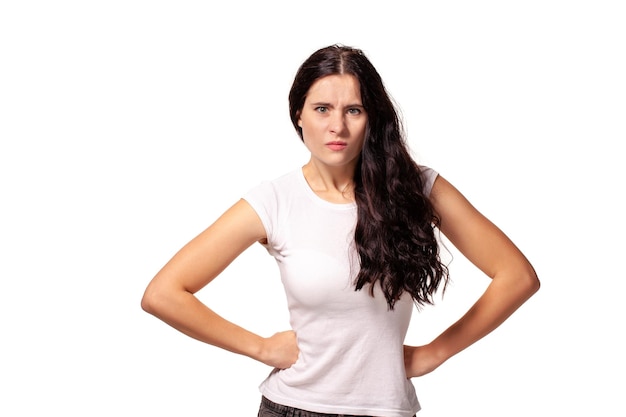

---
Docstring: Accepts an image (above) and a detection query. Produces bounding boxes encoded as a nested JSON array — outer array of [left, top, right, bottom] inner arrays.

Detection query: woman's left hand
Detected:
[[404, 344, 445, 378]]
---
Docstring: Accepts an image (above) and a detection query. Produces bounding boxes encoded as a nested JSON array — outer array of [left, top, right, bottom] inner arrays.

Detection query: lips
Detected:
[[326, 141, 347, 151]]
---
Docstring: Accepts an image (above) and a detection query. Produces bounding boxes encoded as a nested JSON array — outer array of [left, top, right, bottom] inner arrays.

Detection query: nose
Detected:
[[328, 111, 347, 136]]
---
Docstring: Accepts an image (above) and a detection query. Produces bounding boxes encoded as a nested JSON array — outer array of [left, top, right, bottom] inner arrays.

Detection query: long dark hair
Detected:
[[289, 44, 448, 310]]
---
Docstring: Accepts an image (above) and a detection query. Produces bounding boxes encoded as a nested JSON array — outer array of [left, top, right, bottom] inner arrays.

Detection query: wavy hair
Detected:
[[289, 45, 448, 309]]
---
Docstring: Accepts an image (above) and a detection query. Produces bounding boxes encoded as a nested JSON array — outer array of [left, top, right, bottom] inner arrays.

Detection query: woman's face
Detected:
[[298, 74, 367, 172]]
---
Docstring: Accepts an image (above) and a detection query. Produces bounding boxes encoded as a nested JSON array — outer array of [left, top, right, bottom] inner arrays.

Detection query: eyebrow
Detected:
[[309, 102, 364, 108]]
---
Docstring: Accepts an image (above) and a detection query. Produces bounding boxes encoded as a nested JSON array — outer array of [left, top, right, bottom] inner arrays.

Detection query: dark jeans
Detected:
[[257, 396, 416, 417]]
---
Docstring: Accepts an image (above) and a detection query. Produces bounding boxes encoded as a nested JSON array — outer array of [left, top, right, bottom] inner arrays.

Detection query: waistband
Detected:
[[260, 396, 374, 417]]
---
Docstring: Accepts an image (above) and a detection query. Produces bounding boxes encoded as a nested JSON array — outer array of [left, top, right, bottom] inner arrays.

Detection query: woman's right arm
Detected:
[[140, 198, 299, 369]]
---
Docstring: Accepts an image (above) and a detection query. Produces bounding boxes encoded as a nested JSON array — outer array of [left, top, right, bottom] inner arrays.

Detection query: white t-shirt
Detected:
[[244, 166, 438, 417]]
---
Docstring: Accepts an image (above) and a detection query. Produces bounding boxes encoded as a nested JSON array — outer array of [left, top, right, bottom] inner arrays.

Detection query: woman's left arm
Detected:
[[405, 175, 540, 378]]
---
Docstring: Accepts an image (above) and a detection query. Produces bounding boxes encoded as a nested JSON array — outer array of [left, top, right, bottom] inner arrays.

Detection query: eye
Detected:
[[347, 108, 362, 115], [315, 106, 328, 113]]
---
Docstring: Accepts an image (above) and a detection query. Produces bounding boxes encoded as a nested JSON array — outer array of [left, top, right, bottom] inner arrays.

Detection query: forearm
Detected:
[[431, 268, 539, 363], [142, 287, 265, 361]]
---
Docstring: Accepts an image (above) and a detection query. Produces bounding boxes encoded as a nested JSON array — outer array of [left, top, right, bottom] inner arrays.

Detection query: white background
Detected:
[[1, 1, 624, 416]]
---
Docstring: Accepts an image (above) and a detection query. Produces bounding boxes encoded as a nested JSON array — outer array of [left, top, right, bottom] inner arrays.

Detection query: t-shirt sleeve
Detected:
[[418, 165, 439, 196], [242, 181, 277, 250]]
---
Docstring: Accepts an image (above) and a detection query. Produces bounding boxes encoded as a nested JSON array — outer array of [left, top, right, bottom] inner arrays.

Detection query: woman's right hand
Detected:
[[260, 330, 300, 369]]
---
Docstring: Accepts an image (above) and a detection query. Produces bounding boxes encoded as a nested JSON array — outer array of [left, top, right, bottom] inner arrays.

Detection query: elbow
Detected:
[[520, 263, 541, 298], [531, 272, 541, 294], [140, 289, 154, 315], [497, 261, 540, 301], [141, 279, 188, 318], [141, 284, 163, 316]]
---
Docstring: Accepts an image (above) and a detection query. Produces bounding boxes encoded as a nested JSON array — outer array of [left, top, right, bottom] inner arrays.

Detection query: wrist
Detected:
[[247, 334, 268, 363], [428, 337, 454, 367]]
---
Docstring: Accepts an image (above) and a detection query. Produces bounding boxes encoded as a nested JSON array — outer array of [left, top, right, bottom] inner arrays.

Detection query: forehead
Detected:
[[305, 74, 362, 102]]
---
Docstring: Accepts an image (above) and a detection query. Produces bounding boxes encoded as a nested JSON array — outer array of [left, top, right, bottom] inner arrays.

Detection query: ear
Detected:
[[296, 110, 302, 127]]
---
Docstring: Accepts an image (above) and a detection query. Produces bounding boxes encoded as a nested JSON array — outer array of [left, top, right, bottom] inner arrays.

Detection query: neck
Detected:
[[302, 159, 356, 203]]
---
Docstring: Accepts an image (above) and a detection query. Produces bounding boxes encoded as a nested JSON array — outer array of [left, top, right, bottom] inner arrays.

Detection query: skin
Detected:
[[141, 73, 540, 377], [297, 74, 367, 203], [403, 176, 540, 377]]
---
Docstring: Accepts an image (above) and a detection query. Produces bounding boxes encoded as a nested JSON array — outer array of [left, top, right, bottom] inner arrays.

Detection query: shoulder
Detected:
[[242, 169, 303, 246], [243, 169, 305, 217], [418, 165, 439, 196], [245, 169, 301, 198]]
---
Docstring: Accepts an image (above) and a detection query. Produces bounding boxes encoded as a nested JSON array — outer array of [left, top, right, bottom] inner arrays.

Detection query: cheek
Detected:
[[300, 128, 317, 149], [301, 121, 323, 140], [353, 121, 367, 142]]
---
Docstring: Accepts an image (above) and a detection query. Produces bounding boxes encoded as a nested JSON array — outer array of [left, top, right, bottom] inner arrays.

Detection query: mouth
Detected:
[[326, 141, 347, 151]]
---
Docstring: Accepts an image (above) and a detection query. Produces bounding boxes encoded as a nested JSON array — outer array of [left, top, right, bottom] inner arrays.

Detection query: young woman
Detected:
[[141, 44, 540, 417]]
